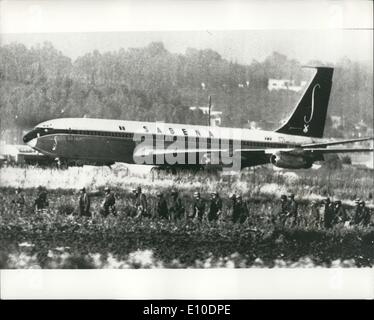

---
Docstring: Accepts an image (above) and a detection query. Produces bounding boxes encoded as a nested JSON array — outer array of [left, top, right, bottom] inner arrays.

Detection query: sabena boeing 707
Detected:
[[23, 66, 373, 171]]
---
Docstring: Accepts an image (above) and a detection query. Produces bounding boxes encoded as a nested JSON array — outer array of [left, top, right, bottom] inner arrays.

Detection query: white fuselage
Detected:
[[24, 118, 325, 168]]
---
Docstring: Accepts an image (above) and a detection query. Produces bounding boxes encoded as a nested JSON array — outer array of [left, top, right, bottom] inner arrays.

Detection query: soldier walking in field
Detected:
[[278, 194, 289, 227], [288, 193, 299, 227], [352, 198, 361, 225], [230, 193, 238, 223], [353, 200, 371, 227], [168, 189, 184, 221], [134, 186, 149, 219], [12, 187, 26, 212], [278, 194, 289, 226], [322, 197, 334, 229], [34, 186, 49, 213], [359, 201, 372, 227], [308, 200, 321, 228], [192, 191, 205, 222], [233, 195, 249, 224], [155, 191, 169, 220], [207, 192, 222, 222], [128, 188, 138, 217], [78, 187, 91, 217], [332, 200, 348, 226], [100, 187, 116, 217]]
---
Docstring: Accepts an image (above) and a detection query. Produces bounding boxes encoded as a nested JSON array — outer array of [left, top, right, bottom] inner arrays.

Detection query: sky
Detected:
[[0, 0, 372, 65]]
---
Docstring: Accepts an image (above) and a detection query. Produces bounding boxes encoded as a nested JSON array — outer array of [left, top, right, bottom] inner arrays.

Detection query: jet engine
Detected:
[[270, 152, 313, 169]]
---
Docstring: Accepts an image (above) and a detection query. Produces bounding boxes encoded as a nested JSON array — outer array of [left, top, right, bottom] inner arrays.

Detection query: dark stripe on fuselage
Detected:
[[23, 127, 134, 142], [24, 127, 296, 149]]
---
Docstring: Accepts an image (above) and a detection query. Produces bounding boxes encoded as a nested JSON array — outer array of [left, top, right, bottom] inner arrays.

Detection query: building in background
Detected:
[[331, 115, 343, 129], [268, 79, 307, 92], [0, 143, 54, 165]]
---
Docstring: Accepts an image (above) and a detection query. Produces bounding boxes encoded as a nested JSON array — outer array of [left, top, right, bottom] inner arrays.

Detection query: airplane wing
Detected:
[[301, 137, 373, 148], [303, 147, 374, 154], [235, 146, 373, 169], [136, 145, 373, 157], [236, 147, 373, 155]]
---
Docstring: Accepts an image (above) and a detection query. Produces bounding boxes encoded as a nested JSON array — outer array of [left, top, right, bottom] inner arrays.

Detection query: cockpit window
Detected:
[[23, 127, 51, 143]]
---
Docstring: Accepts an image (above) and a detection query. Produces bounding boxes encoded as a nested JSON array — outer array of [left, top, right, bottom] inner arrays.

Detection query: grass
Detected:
[[0, 163, 373, 203], [0, 163, 373, 268], [1, 211, 373, 268]]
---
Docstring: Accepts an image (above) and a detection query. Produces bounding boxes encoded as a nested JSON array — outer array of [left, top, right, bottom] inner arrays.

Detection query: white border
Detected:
[[0, 0, 372, 34], [1, 0, 373, 300], [1, 269, 374, 299]]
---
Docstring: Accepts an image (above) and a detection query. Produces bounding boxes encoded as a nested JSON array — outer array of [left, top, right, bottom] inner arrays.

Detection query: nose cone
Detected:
[[23, 129, 38, 148]]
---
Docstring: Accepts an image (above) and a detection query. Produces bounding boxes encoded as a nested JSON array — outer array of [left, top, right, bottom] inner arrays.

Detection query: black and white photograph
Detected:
[[0, 0, 373, 300]]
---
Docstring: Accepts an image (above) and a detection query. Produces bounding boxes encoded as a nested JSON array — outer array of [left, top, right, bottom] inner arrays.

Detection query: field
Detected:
[[0, 163, 373, 268]]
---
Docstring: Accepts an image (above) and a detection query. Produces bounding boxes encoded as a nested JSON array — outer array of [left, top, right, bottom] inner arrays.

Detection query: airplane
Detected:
[[23, 66, 373, 171]]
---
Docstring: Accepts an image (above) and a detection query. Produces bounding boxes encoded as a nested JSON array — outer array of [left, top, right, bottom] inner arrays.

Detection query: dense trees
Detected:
[[0, 41, 372, 136]]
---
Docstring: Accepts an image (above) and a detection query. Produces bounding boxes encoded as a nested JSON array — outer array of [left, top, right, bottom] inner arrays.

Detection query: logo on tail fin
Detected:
[[275, 66, 333, 138], [303, 124, 309, 133], [303, 83, 320, 132]]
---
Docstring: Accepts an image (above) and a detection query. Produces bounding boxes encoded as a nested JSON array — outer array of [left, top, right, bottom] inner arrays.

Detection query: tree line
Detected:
[[0, 41, 372, 137]]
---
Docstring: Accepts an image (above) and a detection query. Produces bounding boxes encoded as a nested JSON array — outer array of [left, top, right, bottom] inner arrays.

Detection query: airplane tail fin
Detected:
[[275, 66, 334, 138]]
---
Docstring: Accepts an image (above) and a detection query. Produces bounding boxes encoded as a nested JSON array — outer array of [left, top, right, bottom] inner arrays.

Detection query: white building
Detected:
[[331, 115, 342, 128], [247, 121, 259, 130], [268, 79, 306, 92], [0, 144, 50, 164]]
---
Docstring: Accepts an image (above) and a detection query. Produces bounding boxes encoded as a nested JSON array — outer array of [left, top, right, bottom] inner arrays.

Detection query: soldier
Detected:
[[233, 195, 249, 224], [78, 187, 91, 217], [322, 197, 334, 229], [12, 187, 26, 211], [288, 193, 298, 227], [128, 188, 138, 217], [192, 191, 205, 222], [34, 186, 49, 213], [352, 198, 362, 225], [360, 201, 371, 227], [168, 189, 184, 221], [332, 200, 348, 226], [100, 187, 116, 217], [207, 192, 222, 222], [278, 194, 289, 226], [155, 192, 169, 220], [229, 193, 238, 223], [309, 200, 321, 228], [353, 200, 371, 227], [134, 186, 149, 219]]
